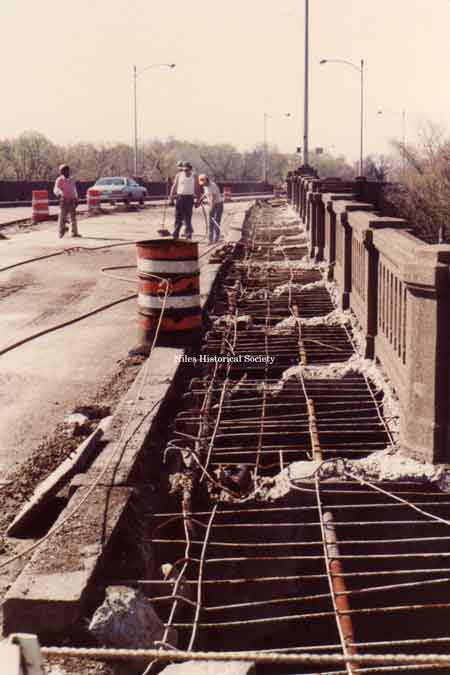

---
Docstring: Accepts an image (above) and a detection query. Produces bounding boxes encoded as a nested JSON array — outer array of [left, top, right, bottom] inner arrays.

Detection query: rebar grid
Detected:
[[227, 266, 323, 292], [142, 478, 450, 672], [140, 205, 449, 674], [167, 376, 390, 476], [213, 292, 335, 325]]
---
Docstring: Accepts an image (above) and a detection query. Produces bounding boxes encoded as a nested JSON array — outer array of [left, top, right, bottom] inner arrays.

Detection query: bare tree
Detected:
[[387, 124, 450, 243], [0, 131, 357, 187], [363, 155, 393, 181], [4, 132, 58, 180]]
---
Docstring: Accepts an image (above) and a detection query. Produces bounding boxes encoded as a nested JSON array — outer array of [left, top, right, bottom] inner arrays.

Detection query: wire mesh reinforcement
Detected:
[[140, 204, 444, 674], [45, 203, 450, 674]]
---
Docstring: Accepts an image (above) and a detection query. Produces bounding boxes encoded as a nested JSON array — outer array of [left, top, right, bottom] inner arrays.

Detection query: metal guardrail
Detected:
[[0, 193, 273, 209]]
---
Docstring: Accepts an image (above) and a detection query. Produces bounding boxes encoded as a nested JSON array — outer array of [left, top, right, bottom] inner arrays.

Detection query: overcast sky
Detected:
[[1, 0, 450, 162]]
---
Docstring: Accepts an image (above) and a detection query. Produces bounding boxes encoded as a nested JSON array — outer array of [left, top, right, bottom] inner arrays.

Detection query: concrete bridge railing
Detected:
[[287, 171, 450, 464]]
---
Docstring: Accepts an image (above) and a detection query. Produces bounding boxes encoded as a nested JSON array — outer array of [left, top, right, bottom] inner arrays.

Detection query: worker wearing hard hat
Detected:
[[53, 164, 80, 238], [198, 174, 224, 244], [169, 161, 201, 240]]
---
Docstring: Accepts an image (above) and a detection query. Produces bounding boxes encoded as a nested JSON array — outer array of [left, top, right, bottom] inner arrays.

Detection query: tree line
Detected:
[[0, 131, 356, 183], [364, 124, 450, 244]]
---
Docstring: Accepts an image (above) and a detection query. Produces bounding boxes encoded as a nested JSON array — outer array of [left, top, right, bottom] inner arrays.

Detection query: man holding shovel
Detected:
[[169, 161, 201, 240], [198, 173, 224, 244]]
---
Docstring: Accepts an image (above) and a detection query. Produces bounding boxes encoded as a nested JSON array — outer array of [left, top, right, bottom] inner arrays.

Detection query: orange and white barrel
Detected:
[[87, 188, 101, 214], [32, 190, 49, 223], [136, 239, 201, 348], [223, 185, 232, 202]]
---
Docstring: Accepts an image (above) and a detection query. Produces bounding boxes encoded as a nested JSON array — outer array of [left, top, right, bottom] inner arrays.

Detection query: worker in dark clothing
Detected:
[[169, 161, 201, 240]]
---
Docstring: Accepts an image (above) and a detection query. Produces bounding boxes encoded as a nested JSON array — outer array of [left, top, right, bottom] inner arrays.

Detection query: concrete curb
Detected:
[[3, 347, 184, 635], [4, 485, 134, 635], [6, 422, 108, 537]]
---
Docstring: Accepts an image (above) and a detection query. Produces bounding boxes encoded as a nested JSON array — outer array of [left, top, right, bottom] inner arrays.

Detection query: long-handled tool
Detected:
[[210, 214, 222, 240], [201, 202, 223, 242], [200, 203, 209, 239], [157, 198, 171, 237]]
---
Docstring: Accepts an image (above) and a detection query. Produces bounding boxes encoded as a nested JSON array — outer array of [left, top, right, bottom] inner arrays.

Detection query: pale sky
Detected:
[[1, 0, 450, 162]]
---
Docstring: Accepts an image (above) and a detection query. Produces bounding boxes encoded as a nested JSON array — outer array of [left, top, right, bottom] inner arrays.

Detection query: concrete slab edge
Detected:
[[6, 425, 105, 537]]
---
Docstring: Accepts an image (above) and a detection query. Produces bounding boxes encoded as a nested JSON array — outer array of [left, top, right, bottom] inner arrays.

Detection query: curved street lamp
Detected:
[[133, 63, 176, 176], [320, 58, 364, 175]]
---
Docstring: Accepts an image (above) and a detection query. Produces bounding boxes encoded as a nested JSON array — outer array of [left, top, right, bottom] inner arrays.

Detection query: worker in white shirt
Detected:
[[53, 164, 80, 238], [198, 174, 224, 244], [169, 161, 201, 240]]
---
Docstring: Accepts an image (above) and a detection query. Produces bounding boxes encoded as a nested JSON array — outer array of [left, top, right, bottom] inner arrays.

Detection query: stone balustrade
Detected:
[[286, 171, 450, 464]]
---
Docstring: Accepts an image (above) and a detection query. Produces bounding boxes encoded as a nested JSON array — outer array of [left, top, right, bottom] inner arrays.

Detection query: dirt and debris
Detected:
[[0, 352, 146, 622], [160, 662, 255, 674], [72, 404, 112, 420], [0, 283, 26, 300], [43, 656, 113, 675]]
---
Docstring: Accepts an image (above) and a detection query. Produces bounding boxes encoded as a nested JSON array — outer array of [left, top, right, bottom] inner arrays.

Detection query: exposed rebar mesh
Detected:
[[118, 203, 449, 675]]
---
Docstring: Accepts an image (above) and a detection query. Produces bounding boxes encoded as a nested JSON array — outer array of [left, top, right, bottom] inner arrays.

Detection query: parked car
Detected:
[[92, 177, 148, 205]]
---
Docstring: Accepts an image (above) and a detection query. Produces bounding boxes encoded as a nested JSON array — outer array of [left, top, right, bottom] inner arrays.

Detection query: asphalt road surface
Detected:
[[0, 203, 228, 476]]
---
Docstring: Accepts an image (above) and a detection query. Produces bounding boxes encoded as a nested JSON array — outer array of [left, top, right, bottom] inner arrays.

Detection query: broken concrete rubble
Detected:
[[212, 314, 252, 329], [89, 586, 177, 650], [267, 308, 351, 334], [160, 661, 255, 674], [273, 233, 307, 246], [64, 413, 91, 436], [272, 279, 326, 297], [254, 447, 450, 502]]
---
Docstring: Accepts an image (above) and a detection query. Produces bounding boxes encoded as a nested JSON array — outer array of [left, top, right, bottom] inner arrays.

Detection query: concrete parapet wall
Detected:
[[0, 180, 273, 203], [287, 173, 450, 464]]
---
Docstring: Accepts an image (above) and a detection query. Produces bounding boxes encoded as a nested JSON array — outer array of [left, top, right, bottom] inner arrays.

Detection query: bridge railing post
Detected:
[[348, 213, 408, 359], [286, 173, 293, 202], [399, 248, 450, 462], [295, 176, 300, 212], [312, 192, 325, 262], [325, 199, 337, 279], [300, 178, 308, 221]]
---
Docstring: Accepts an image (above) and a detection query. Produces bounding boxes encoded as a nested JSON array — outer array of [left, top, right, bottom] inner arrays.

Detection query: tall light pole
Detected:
[[303, 0, 310, 167], [133, 62, 175, 176], [377, 108, 407, 172], [319, 58, 365, 175], [263, 112, 292, 182], [263, 112, 268, 183]]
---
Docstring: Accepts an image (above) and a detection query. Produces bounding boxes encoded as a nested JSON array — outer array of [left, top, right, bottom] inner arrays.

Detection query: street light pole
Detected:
[[133, 64, 138, 176], [303, 0, 309, 167], [263, 112, 268, 183], [402, 109, 406, 172], [360, 58, 364, 176], [133, 62, 175, 177], [319, 58, 365, 175]]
